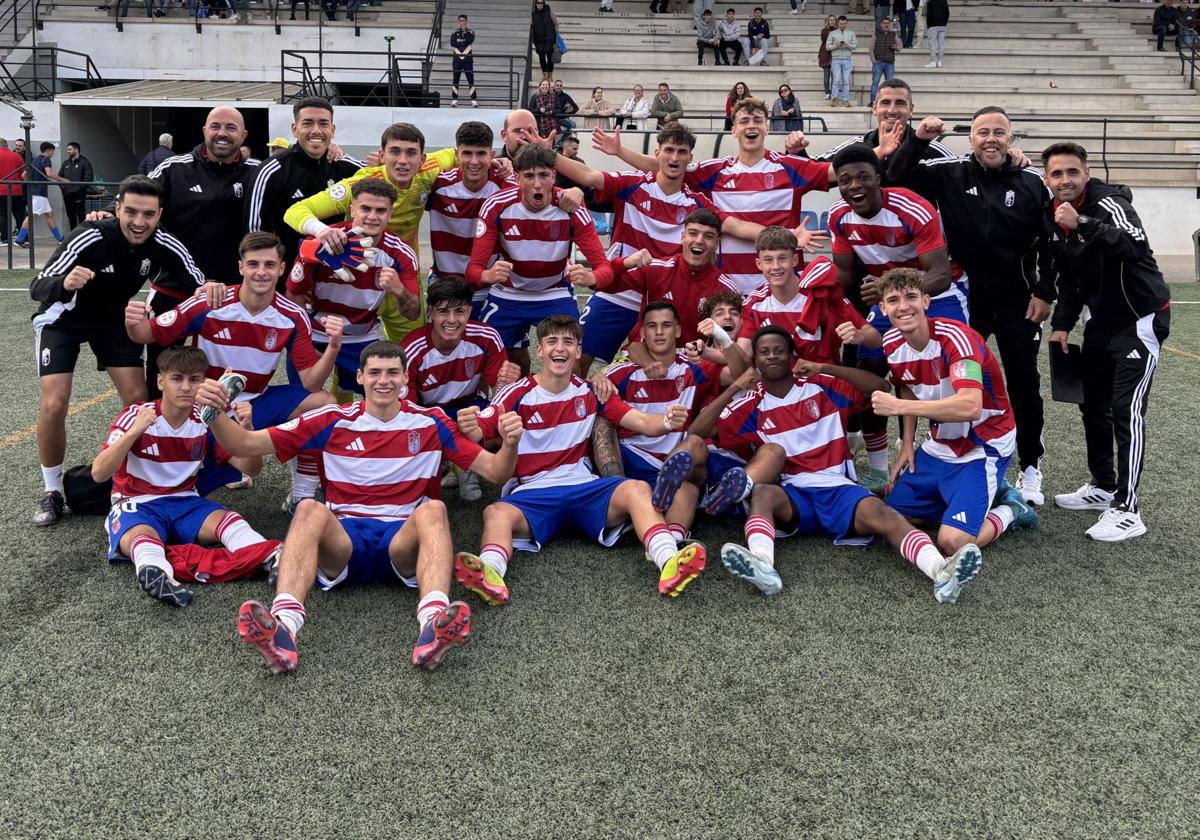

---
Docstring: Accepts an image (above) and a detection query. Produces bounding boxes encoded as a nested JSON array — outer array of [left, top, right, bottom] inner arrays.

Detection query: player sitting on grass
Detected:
[[197, 340, 525, 674], [453, 314, 707, 606], [702, 326, 986, 604], [871, 268, 1037, 558], [286, 177, 421, 397], [92, 346, 275, 608], [400, 277, 520, 501], [126, 232, 339, 511]]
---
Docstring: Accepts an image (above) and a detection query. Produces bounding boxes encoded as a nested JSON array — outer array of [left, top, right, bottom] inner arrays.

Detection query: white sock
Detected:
[[986, 505, 1015, 540], [290, 470, 319, 503], [865, 432, 889, 472], [744, 515, 776, 567], [215, 512, 265, 552], [479, 544, 509, 578], [130, 534, 177, 584], [643, 524, 679, 570], [900, 530, 942, 580], [417, 590, 450, 628], [271, 593, 306, 636], [42, 463, 64, 494]]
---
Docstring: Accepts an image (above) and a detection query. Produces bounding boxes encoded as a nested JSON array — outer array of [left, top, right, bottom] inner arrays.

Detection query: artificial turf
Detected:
[[1, 272, 1196, 839]]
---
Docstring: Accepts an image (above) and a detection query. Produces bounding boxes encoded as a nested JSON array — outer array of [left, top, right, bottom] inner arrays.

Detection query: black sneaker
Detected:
[[137, 566, 193, 608], [33, 490, 65, 527]]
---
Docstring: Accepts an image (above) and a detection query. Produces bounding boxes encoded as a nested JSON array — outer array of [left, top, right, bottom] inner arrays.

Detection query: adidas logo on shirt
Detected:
[[951, 511, 969, 524], [346, 437, 366, 452], [505, 225, 521, 237], [634, 387, 648, 399], [640, 200, 652, 211], [213, 328, 233, 340], [762, 418, 776, 430], [143, 442, 160, 456], [1127, 349, 1141, 360], [101, 264, 115, 273], [189, 184, 203, 193], [424, 374, 438, 387], [445, 202, 459, 215], [291, 189, 305, 200], [848, 231, 863, 242], [723, 180, 737, 190], [901, 370, 916, 382], [527, 410, 544, 425], [965, 187, 979, 196]]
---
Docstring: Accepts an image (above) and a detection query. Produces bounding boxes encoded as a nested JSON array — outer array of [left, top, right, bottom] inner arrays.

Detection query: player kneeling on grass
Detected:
[[872, 268, 1037, 561], [93, 346, 276, 608], [197, 340, 524, 674], [453, 314, 706, 606], [704, 326, 985, 603]]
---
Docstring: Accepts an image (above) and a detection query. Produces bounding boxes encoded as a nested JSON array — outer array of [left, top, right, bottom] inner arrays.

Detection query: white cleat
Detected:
[[1054, 483, 1115, 511], [1016, 465, 1044, 506], [459, 471, 483, 502], [933, 544, 982, 605], [1085, 508, 1146, 542], [720, 543, 783, 595]]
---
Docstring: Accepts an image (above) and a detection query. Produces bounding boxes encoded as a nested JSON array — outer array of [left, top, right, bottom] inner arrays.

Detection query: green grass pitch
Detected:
[[0, 271, 1197, 839]]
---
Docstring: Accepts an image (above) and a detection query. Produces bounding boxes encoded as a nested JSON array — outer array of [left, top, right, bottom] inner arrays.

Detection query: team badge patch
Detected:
[[675, 207, 687, 224], [475, 218, 486, 238], [574, 397, 587, 418], [763, 173, 775, 189], [41, 347, 50, 367], [804, 399, 821, 420], [478, 405, 496, 419], [464, 358, 476, 377], [329, 183, 348, 201], [675, 374, 687, 394], [885, 230, 896, 247], [107, 430, 124, 446], [1004, 190, 1015, 208], [139, 258, 151, 276], [951, 360, 968, 380], [290, 262, 304, 281], [234, 183, 243, 198], [931, 358, 944, 379], [191, 441, 203, 459], [156, 310, 177, 327], [278, 417, 300, 431], [264, 328, 279, 350], [408, 431, 421, 453]]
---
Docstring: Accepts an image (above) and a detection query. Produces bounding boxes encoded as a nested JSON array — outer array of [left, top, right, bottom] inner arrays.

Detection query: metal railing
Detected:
[[0, 177, 122, 270], [0, 0, 43, 45], [1177, 24, 1198, 89], [425, 0, 446, 58], [0, 45, 104, 100]]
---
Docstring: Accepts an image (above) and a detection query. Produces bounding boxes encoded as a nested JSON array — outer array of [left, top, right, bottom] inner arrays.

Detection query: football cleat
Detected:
[[237, 600, 298, 674], [458, 471, 482, 502], [264, 544, 283, 587], [933, 543, 982, 605], [857, 467, 889, 495], [412, 601, 472, 671], [33, 489, 65, 527], [137, 565, 193, 608], [1085, 507, 1147, 542], [1054, 483, 1115, 511], [1016, 465, 1044, 506], [656, 543, 707, 597], [454, 552, 509, 606], [651, 449, 693, 512], [996, 481, 1039, 531], [720, 542, 783, 595], [198, 371, 246, 426], [703, 466, 751, 515], [440, 467, 459, 489]]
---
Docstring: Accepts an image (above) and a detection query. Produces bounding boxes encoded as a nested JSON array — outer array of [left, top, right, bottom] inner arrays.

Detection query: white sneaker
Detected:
[[441, 468, 459, 489], [1016, 465, 1044, 506], [1054, 483, 1115, 511], [924, 61, 938, 68], [936, 60, 943, 67], [459, 471, 483, 502], [450, 99, 458, 107], [720, 543, 783, 595], [1086, 508, 1146, 542], [791, 7, 798, 12], [933, 543, 982, 605]]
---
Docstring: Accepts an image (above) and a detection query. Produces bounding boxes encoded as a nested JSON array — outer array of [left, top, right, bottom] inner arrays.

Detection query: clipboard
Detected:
[[1049, 342, 1085, 404]]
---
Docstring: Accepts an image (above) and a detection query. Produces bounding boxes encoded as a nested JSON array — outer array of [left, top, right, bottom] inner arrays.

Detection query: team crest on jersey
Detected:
[[139, 258, 151, 276], [1004, 190, 1015, 208], [278, 417, 300, 431], [675, 207, 687, 224], [156, 310, 177, 327], [464, 358, 476, 377], [885, 230, 896, 247], [763, 173, 775, 189], [931, 358, 944, 379], [329, 183, 348, 201], [290, 262, 304, 281], [478, 405, 496, 419], [191, 441, 203, 459], [234, 183, 243, 198], [675, 374, 687, 394], [574, 397, 587, 418], [107, 430, 123, 446], [407, 430, 421, 453], [264, 329, 279, 350], [804, 398, 821, 420]]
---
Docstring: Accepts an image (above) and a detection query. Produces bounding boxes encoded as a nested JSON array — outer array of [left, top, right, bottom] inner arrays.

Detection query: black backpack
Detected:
[[63, 465, 113, 515]]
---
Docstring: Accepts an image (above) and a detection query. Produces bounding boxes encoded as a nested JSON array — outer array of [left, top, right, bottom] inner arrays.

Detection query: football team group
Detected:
[[29, 82, 1172, 674]]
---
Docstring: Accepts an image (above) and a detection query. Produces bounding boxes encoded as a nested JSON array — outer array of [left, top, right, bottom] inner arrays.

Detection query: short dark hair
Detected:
[[238, 231, 284, 259], [39, 142, 54, 152], [702, 8, 711, 13], [755, 226, 797, 253], [877, 267, 923, 299], [157, 345, 208, 376], [512, 143, 557, 172], [1041, 142, 1088, 165], [831, 142, 881, 174], [458, 13, 467, 20], [642, 300, 680, 323], [700, 290, 743, 320], [878, 77, 912, 97], [972, 105, 1009, 122], [455, 120, 494, 149], [657, 122, 696, 150], [753, 324, 794, 354], [116, 175, 163, 204], [359, 339, 406, 370], [67, 141, 81, 152], [292, 96, 334, 121], [683, 207, 722, 233], [536, 314, 582, 342], [837, 14, 848, 20], [351, 177, 398, 205], [427, 277, 474, 310], [381, 122, 425, 154]]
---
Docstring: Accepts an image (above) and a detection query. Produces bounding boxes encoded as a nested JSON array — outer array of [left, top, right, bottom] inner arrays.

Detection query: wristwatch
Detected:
[[1076, 214, 1093, 227]]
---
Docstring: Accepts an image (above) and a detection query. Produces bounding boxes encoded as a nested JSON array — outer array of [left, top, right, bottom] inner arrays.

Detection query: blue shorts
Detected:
[[580, 294, 640, 362], [699, 446, 748, 516], [105, 494, 225, 561], [886, 447, 1010, 537], [620, 443, 665, 484], [470, 295, 488, 321], [777, 482, 874, 542], [859, 286, 970, 359], [501, 477, 632, 552], [317, 516, 418, 590], [286, 340, 366, 394], [195, 384, 314, 495], [480, 292, 580, 349]]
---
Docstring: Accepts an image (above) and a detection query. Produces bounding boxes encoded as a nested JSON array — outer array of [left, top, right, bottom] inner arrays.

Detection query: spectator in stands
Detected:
[[450, 14, 478, 108], [874, 0, 891, 31], [696, 9, 721, 65], [770, 84, 802, 132], [718, 8, 744, 65], [16, 142, 65, 247], [11, 137, 27, 233], [651, 83, 684, 128], [599, 0, 614, 12], [140, 133, 173, 175], [321, 0, 338, 21], [289, 1, 311, 21], [826, 16, 857, 107], [0, 138, 24, 246], [616, 85, 652, 130], [870, 17, 902, 107], [745, 6, 771, 66], [694, 0, 715, 30], [117, 0, 153, 18], [895, 0, 917, 48], [347, 0, 364, 19], [528, 79, 559, 138], [268, 137, 290, 157], [57, 142, 93, 232], [649, 0, 668, 12], [725, 81, 752, 131], [532, 0, 559, 82], [848, 0, 868, 13], [499, 109, 539, 159], [553, 80, 579, 133], [925, 0, 948, 66], [1154, 0, 1181, 50], [1181, 0, 1197, 49], [581, 87, 616, 129], [818, 14, 836, 101], [239, 145, 253, 160]]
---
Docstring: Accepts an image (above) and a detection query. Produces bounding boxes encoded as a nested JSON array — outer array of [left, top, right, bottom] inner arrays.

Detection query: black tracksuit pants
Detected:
[[1079, 309, 1169, 513], [970, 300, 1045, 472]]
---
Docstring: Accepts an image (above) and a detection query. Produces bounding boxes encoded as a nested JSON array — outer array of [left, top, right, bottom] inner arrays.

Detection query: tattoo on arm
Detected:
[[591, 417, 625, 478]]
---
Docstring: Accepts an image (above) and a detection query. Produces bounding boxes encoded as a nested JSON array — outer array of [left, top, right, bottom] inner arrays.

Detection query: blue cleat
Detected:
[[933, 544, 982, 605], [997, 481, 1039, 532], [704, 466, 751, 515], [720, 542, 783, 595], [651, 450, 693, 512]]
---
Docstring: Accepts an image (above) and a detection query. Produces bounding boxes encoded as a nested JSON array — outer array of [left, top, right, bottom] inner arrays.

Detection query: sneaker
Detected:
[[858, 467, 889, 495], [459, 470, 483, 502], [1016, 465, 1044, 506], [936, 60, 943, 67], [471, 99, 478, 108], [237, 600, 298, 674], [33, 489, 65, 527], [441, 467, 459, 489], [791, 6, 798, 12], [450, 99, 458, 107], [280, 494, 299, 518], [412, 601, 472, 670], [657, 542, 706, 597], [652, 449, 693, 512], [454, 551, 509, 606], [720, 542, 783, 595], [933, 543, 982, 605], [924, 61, 938, 67], [1054, 483, 1115, 511], [704, 466, 751, 515], [137, 565, 193, 608], [996, 480, 1039, 531], [1086, 507, 1146, 542]]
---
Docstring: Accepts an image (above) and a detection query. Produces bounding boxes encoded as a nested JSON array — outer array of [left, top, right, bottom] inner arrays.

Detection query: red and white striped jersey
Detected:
[[466, 186, 612, 302], [152, 288, 319, 400], [686, 151, 830, 294], [287, 221, 420, 341], [603, 353, 720, 457], [427, 168, 513, 303], [268, 400, 482, 520], [478, 375, 633, 492], [102, 401, 217, 501], [883, 317, 1016, 462], [717, 374, 869, 488], [399, 321, 507, 411], [596, 256, 740, 345], [738, 257, 866, 365]]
